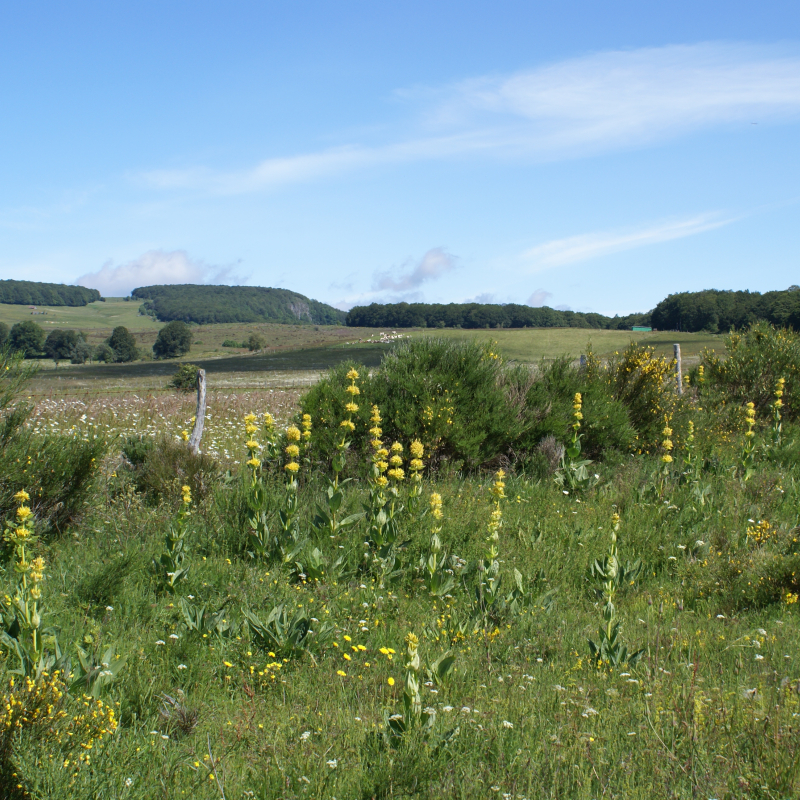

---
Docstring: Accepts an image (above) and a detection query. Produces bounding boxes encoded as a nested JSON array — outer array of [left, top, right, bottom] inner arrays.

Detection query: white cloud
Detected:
[[521, 213, 737, 271], [373, 247, 457, 292], [75, 249, 240, 296], [527, 288, 553, 306], [135, 43, 800, 194], [445, 42, 800, 156]]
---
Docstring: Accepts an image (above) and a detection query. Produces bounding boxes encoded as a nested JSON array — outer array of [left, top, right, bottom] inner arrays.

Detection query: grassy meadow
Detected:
[[3, 326, 798, 800]]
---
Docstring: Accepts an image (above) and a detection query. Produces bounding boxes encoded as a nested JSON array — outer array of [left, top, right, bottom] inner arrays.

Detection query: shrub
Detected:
[[153, 321, 191, 359], [120, 435, 218, 503], [700, 322, 800, 419], [516, 358, 636, 459], [169, 363, 201, 391], [604, 342, 682, 452], [248, 333, 266, 351], [0, 348, 104, 531], [301, 339, 526, 469], [221, 339, 242, 348], [92, 343, 115, 362]]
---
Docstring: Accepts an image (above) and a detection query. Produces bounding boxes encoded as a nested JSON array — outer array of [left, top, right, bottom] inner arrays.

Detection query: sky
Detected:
[[1, 2, 799, 316]]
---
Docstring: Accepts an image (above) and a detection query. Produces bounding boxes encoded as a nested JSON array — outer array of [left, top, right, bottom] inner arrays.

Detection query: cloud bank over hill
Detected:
[[76, 250, 242, 297]]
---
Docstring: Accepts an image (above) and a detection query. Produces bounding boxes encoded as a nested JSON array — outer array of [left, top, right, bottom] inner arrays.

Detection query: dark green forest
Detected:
[[347, 286, 800, 332], [0, 280, 100, 306], [650, 287, 800, 332], [345, 302, 649, 330], [131, 284, 346, 325]]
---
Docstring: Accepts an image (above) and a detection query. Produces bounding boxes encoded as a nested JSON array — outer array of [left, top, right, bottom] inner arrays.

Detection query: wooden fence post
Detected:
[[188, 369, 207, 455], [673, 344, 683, 395]]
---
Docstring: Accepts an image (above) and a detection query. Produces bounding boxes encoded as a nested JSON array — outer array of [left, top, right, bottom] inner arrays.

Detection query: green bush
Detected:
[[301, 339, 525, 469], [169, 363, 200, 392], [700, 321, 800, 419], [299, 360, 372, 467], [515, 358, 636, 459], [0, 348, 104, 531], [120, 434, 219, 503]]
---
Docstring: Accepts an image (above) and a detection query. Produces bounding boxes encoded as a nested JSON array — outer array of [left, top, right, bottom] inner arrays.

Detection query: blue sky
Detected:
[[1, 1, 799, 315]]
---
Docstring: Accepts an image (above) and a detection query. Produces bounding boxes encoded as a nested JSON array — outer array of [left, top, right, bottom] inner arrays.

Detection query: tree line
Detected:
[[650, 287, 800, 332], [0, 321, 193, 364], [132, 284, 346, 326], [347, 286, 800, 333], [0, 280, 100, 306], [345, 302, 649, 330]]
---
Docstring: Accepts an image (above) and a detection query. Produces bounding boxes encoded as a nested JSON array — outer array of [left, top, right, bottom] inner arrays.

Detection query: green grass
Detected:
[[3, 381, 800, 797], [401, 327, 723, 363]]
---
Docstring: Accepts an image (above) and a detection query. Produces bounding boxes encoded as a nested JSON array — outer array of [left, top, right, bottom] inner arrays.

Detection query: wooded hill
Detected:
[[0, 280, 100, 306], [131, 284, 346, 326]]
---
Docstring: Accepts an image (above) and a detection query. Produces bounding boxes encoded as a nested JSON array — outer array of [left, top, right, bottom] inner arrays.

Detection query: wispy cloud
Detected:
[[75, 249, 242, 296], [332, 247, 457, 310], [521, 213, 737, 270], [373, 247, 457, 292], [135, 43, 800, 195], [527, 288, 554, 306]]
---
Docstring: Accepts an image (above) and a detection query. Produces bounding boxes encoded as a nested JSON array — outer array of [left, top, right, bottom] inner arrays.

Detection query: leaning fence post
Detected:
[[188, 369, 207, 454], [673, 344, 683, 395]]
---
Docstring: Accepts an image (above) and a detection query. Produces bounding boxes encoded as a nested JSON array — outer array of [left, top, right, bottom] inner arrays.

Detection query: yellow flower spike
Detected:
[[390, 442, 403, 453], [340, 419, 356, 431], [247, 458, 261, 469], [16, 506, 32, 522], [246, 440, 260, 450], [180, 430, 189, 441], [345, 402, 359, 413], [409, 440, 424, 459], [284, 462, 300, 473], [345, 384, 360, 396], [285, 444, 300, 459], [13, 490, 30, 503], [346, 368, 359, 381], [286, 426, 301, 442], [387, 468, 405, 482]]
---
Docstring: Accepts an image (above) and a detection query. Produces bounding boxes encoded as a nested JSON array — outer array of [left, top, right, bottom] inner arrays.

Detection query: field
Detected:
[[5, 327, 797, 800]]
